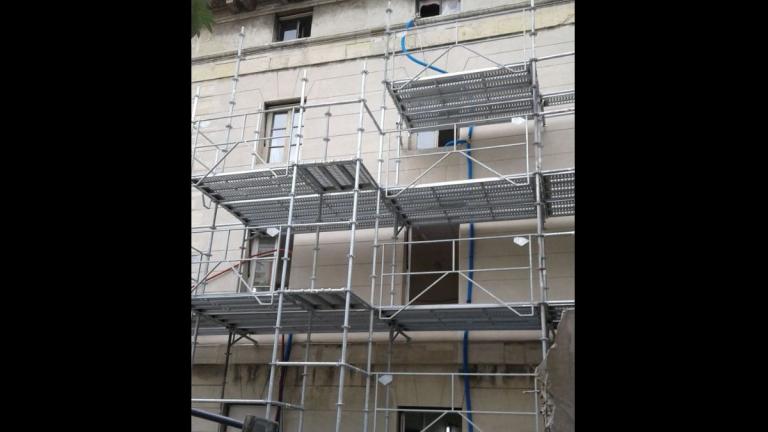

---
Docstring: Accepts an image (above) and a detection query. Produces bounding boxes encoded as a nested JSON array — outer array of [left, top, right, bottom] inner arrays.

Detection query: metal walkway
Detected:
[[192, 290, 387, 335], [387, 169, 574, 226], [387, 62, 575, 131], [192, 160, 385, 231], [192, 290, 574, 336], [192, 160, 574, 232]]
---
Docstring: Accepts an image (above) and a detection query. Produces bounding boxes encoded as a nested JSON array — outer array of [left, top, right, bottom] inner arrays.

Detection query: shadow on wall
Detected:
[[542, 309, 574, 432]]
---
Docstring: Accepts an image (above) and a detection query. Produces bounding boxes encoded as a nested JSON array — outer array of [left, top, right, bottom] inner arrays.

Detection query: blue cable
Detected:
[[401, 20, 448, 74], [463, 126, 475, 432], [275, 333, 294, 424], [443, 139, 469, 147], [284, 333, 294, 362]]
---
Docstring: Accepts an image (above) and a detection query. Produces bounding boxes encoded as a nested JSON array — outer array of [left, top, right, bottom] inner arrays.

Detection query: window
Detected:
[[399, 407, 462, 432], [416, 129, 459, 150], [245, 229, 292, 293], [276, 10, 312, 41], [264, 101, 302, 164], [407, 224, 459, 305], [417, 0, 460, 18]]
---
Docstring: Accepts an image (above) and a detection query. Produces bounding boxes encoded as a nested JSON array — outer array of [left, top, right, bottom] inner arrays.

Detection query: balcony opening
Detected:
[[407, 224, 459, 305]]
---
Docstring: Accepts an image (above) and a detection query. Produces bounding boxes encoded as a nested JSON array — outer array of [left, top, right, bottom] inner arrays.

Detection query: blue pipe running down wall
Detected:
[[463, 125, 475, 432], [275, 333, 294, 424], [402, 20, 449, 74]]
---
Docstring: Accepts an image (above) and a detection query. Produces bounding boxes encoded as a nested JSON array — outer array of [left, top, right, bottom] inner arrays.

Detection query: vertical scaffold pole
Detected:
[[383, 327, 395, 432], [218, 330, 235, 432], [191, 82, 202, 365], [334, 60, 368, 432], [389, 223, 399, 306], [323, 108, 332, 161], [192, 85, 200, 121], [529, 0, 548, 350], [192, 86, 202, 172], [215, 26, 245, 173], [296, 313, 314, 432], [236, 228, 249, 292], [362, 4, 392, 431], [191, 312, 200, 367], [529, 1, 550, 429], [200, 203, 219, 295], [265, 69, 308, 421]]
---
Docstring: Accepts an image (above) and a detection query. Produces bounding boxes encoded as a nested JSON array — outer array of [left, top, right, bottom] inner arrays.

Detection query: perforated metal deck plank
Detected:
[[388, 63, 536, 130]]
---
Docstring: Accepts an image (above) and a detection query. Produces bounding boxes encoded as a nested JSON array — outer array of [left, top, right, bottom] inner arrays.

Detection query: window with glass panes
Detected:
[[265, 102, 302, 163], [276, 10, 312, 42]]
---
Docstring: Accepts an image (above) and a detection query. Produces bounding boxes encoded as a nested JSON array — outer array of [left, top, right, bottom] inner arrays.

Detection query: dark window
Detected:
[[437, 129, 455, 147], [418, 0, 461, 18], [399, 407, 462, 432], [276, 11, 312, 41], [407, 224, 459, 305], [420, 3, 441, 18]]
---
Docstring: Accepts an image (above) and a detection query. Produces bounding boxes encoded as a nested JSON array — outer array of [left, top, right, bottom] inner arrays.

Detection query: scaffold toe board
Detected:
[[191, 291, 390, 335], [386, 169, 575, 226], [388, 63, 535, 130]]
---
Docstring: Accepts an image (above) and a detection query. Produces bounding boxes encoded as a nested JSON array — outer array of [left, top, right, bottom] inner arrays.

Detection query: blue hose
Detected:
[[401, 20, 448, 74], [284, 333, 294, 363], [463, 126, 475, 432], [275, 333, 294, 424], [443, 139, 469, 147]]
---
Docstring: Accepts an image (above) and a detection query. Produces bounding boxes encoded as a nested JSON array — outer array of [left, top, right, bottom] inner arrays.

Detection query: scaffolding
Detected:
[[191, 1, 574, 431]]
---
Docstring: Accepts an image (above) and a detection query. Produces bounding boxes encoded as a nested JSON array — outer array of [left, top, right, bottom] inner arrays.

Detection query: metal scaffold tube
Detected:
[[236, 228, 250, 292], [528, 2, 553, 430], [215, 26, 245, 173], [362, 5, 392, 431], [296, 198, 321, 432], [199, 202, 219, 295], [389, 223, 399, 306], [383, 327, 395, 432], [191, 86, 201, 172], [218, 331, 235, 432], [192, 408, 244, 429], [323, 108, 332, 161], [192, 86, 200, 120], [250, 110, 262, 169], [191, 312, 201, 367], [265, 69, 308, 421], [334, 60, 368, 432], [296, 313, 313, 432]]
